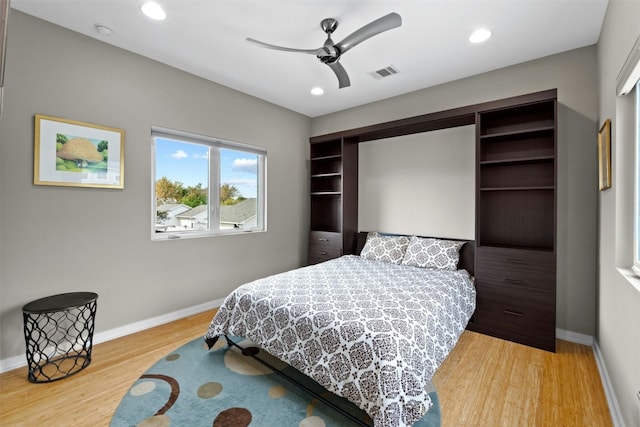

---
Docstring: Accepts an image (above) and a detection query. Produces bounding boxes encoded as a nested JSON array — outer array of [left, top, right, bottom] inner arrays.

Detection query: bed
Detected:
[[205, 232, 476, 427]]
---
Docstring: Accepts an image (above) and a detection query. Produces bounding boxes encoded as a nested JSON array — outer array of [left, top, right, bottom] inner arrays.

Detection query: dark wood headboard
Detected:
[[354, 232, 475, 276]]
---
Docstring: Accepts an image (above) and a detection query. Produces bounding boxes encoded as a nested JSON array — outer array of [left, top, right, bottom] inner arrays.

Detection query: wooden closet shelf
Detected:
[[311, 191, 341, 196], [480, 186, 554, 191], [311, 173, 341, 178], [480, 125, 555, 140], [311, 154, 342, 161], [480, 155, 555, 165]]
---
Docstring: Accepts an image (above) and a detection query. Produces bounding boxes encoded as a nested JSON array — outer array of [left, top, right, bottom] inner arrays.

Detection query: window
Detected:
[[617, 35, 640, 276], [151, 127, 266, 240], [634, 83, 640, 275]]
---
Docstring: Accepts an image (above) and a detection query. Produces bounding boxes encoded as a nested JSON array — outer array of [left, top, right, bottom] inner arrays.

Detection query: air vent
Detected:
[[371, 65, 399, 79]]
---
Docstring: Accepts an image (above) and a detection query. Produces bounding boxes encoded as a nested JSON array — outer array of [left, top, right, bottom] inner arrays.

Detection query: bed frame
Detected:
[[222, 335, 372, 425]]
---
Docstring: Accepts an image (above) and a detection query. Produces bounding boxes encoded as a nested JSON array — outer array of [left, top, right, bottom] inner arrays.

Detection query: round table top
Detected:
[[22, 292, 98, 314]]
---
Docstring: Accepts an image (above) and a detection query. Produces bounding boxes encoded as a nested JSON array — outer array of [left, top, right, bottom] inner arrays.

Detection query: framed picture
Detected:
[[34, 114, 124, 189], [598, 118, 611, 191]]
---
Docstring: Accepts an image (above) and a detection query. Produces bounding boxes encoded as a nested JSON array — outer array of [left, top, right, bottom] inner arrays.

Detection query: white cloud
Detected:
[[232, 158, 257, 173], [193, 152, 209, 160], [225, 178, 256, 187], [171, 150, 188, 159]]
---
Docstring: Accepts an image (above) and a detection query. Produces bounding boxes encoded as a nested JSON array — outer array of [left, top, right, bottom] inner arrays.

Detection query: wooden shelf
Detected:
[[477, 242, 555, 252], [311, 172, 341, 178], [480, 155, 555, 165], [311, 191, 341, 196], [480, 125, 555, 140], [480, 186, 554, 191], [311, 154, 342, 161], [310, 139, 342, 158], [479, 100, 555, 137], [480, 160, 554, 189]]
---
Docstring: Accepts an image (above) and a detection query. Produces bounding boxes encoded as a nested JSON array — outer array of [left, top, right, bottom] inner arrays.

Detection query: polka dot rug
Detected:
[[110, 336, 441, 427]]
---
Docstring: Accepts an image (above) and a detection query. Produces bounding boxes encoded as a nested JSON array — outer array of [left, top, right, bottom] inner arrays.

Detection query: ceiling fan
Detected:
[[246, 12, 402, 89]]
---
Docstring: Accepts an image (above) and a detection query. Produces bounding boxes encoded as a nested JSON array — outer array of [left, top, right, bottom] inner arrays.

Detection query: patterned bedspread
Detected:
[[204, 255, 476, 427]]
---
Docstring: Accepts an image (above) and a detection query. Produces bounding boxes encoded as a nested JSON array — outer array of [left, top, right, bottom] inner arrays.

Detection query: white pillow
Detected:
[[360, 232, 410, 264], [401, 236, 465, 270]]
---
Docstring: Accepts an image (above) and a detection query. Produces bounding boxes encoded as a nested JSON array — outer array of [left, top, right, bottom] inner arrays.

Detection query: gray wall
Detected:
[[0, 11, 310, 361], [359, 126, 475, 239], [313, 46, 599, 337], [597, 1, 640, 426]]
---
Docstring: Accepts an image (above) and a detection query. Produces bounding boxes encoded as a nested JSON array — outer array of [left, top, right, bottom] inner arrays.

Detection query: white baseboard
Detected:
[[556, 328, 624, 426], [0, 355, 25, 374], [92, 298, 223, 344], [0, 298, 224, 374], [593, 340, 627, 427], [556, 328, 594, 346]]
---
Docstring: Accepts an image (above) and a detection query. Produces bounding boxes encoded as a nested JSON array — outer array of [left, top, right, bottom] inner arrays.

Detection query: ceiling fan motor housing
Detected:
[[320, 18, 338, 34], [319, 39, 340, 63]]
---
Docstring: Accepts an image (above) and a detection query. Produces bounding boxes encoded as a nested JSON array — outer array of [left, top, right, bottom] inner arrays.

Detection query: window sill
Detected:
[[152, 228, 266, 241], [616, 268, 640, 294]]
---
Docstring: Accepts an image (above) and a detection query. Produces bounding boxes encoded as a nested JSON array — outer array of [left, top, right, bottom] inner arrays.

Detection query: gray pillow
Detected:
[[360, 232, 410, 264], [401, 236, 464, 270]]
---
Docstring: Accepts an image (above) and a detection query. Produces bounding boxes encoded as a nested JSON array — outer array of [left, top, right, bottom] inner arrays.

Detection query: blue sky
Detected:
[[155, 138, 258, 198]]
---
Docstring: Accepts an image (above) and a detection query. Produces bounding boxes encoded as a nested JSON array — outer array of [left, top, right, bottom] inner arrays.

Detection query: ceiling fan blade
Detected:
[[246, 37, 325, 55], [326, 61, 351, 88], [335, 12, 402, 55]]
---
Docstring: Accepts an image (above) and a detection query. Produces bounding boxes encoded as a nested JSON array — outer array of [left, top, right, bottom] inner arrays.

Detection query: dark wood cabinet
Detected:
[[308, 136, 358, 264], [474, 246, 556, 351], [471, 90, 557, 352], [308, 231, 342, 265]]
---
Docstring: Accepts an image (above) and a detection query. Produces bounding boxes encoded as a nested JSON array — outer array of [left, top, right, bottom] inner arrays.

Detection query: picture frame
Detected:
[[34, 114, 125, 189], [598, 118, 611, 191]]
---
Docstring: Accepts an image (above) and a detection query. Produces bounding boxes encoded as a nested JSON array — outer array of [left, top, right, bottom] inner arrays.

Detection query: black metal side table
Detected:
[[22, 292, 98, 383]]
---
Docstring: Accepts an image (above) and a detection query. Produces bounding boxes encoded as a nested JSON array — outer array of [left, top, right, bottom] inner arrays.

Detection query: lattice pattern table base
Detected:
[[22, 292, 98, 383]]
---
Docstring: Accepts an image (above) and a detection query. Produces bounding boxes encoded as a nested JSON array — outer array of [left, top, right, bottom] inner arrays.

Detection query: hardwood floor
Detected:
[[432, 331, 613, 426], [0, 310, 612, 426], [0, 309, 218, 427]]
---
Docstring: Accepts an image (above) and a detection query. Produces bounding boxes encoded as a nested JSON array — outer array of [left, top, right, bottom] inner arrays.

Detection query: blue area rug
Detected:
[[110, 336, 441, 427]]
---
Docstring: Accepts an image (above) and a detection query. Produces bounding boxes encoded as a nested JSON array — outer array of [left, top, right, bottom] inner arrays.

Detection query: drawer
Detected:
[[309, 231, 342, 248], [474, 283, 555, 338], [476, 246, 555, 291], [308, 244, 342, 265]]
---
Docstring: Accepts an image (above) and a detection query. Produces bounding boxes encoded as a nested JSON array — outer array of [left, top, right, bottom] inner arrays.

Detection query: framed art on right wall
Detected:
[[598, 118, 612, 191]]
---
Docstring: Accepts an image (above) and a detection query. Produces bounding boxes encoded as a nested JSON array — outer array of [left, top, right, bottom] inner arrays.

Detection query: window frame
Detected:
[[151, 126, 267, 241], [616, 35, 640, 277], [633, 83, 640, 275]]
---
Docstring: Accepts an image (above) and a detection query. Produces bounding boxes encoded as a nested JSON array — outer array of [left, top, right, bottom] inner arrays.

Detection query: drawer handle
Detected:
[[504, 309, 523, 317], [318, 251, 327, 255], [505, 258, 525, 264], [504, 278, 524, 285], [318, 238, 329, 242]]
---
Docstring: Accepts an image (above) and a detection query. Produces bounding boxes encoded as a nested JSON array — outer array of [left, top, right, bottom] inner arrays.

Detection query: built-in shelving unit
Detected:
[[472, 91, 557, 352], [308, 137, 358, 265]]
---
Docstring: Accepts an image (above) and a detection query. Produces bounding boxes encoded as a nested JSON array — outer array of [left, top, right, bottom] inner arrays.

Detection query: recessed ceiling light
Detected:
[[310, 87, 324, 96], [469, 28, 492, 44], [141, 2, 166, 21]]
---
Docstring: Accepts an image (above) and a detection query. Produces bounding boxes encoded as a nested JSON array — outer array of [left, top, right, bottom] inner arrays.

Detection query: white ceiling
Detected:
[[11, 0, 609, 118]]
